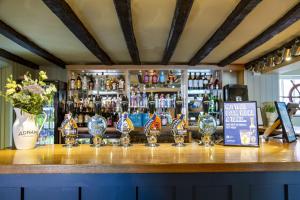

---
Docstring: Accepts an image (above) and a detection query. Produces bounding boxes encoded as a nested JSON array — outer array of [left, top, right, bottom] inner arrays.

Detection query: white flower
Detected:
[[23, 84, 44, 95]]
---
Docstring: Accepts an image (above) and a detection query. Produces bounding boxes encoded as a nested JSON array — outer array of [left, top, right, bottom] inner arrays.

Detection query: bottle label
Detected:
[[193, 80, 198, 88], [188, 80, 193, 88]]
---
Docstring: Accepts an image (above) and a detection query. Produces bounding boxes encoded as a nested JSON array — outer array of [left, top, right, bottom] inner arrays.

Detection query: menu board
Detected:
[[223, 102, 259, 146], [275, 102, 296, 143]]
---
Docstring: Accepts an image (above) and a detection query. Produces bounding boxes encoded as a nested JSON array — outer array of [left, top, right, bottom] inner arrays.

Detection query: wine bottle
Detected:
[[203, 73, 208, 90], [198, 73, 204, 90], [188, 72, 193, 90], [193, 72, 198, 90], [94, 74, 100, 91], [144, 71, 149, 84]]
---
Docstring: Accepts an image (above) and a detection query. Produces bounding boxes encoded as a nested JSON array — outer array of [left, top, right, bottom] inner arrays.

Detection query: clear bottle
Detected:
[[82, 74, 88, 91], [70, 72, 76, 90], [99, 72, 105, 91], [94, 74, 100, 91], [118, 76, 125, 91]]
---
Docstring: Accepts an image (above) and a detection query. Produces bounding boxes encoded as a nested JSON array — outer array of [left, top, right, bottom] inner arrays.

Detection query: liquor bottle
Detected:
[[155, 94, 159, 109], [159, 71, 165, 84], [99, 72, 105, 91], [148, 70, 153, 85], [82, 74, 88, 91], [152, 70, 158, 84], [94, 74, 100, 91], [198, 73, 204, 90], [136, 89, 141, 108], [112, 78, 117, 90], [188, 72, 193, 90], [138, 70, 143, 83], [161, 112, 168, 126], [106, 76, 111, 91], [209, 74, 214, 90], [70, 72, 76, 90], [193, 72, 198, 90], [118, 76, 125, 90], [95, 95, 102, 115], [202, 92, 209, 114], [88, 76, 94, 91], [175, 92, 183, 116], [144, 71, 149, 84], [168, 70, 175, 84], [148, 92, 155, 114], [214, 71, 220, 90], [203, 73, 208, 90], [142, 91, 148, 109], [76, 74, 82, 90], [78, 113, 84, 127]]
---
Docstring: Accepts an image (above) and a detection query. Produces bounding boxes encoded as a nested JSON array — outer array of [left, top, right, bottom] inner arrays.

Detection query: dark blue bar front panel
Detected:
[[0, 172, 299, 200]]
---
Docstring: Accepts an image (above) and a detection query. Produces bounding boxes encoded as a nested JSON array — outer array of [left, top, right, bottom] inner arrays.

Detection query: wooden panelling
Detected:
[[194, 186, 232, 200], [82, 186, 136, 200], [24, 187, 78, 200], [250, 185, 284, 200], [287, 184, 300, 200], [139, 186, 175, 200], [0, 187, 20, 200]]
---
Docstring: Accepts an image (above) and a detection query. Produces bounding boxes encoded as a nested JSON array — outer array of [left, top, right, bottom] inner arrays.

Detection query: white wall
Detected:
[[244, 71, 279, 106], [40, 65, 67, 82]]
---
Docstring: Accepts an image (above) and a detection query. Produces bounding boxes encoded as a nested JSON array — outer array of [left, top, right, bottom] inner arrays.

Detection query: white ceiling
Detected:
[[0, 0, 299, 67]]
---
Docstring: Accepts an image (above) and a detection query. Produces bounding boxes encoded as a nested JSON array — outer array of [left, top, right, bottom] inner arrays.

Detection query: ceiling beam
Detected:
[[0, 20, 65, 68], [42, 0, 113, 65], [219, 2, 300, 67], [113, 0, 140, 65], [188, 0, 261, 66], [162, 0, 194, 65], [0, 48, 39, 69]]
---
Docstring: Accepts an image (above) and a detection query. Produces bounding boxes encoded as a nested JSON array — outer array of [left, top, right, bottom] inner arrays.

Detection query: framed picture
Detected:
[[274, 102, 296, 143], [223, 101, 259, 147]]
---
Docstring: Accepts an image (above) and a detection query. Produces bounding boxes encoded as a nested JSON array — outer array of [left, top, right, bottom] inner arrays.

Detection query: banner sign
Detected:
[[223, 101, 259, 146]]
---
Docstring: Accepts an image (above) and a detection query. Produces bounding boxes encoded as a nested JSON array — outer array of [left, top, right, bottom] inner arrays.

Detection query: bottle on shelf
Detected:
[[138, 70, 143, 84], [214, 71, 220, 90], [175, 91, 183, 116], [202, 92, 209, 114], [188, 72, 193, 90], [159, 71, 165, 84], [148, 70, 153, 86], [94, 74, 100, 91], [118, 76, 125, 91], [203, 73, 208, 90], [152, 70, 158, 84], [198, 73, 204, 90], [82, 74, 88, 91], [88, 76, 94, 91], [148, 92, 155, 114], [168, 70, 175, 85], [106, 75, 112, 91], [193, 72, 198, 90], [112, 78, 117, 90], [99, 72, 105, 91], [144, 71, 149, 85], [76, 74, 82, 90], [70, 72, 76, 90]]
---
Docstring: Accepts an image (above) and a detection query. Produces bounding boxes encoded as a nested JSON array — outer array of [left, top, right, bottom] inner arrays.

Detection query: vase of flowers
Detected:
[[1, 71, 56, 150]]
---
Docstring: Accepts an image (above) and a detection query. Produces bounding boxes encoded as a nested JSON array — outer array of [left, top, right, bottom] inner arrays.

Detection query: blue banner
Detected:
[[223, 102, 259, 146]]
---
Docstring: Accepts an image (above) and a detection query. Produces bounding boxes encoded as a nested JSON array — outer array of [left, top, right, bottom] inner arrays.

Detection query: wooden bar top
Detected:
[[1, 139, 300, 174]]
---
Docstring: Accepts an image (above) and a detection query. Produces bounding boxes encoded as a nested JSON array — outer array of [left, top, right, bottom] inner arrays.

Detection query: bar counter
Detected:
[[1, 139, 300, 174]]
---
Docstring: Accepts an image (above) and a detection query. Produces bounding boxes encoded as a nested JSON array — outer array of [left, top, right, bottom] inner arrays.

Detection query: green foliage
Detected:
[[0, 71, 56, 115], [263, 104, 276, 113]]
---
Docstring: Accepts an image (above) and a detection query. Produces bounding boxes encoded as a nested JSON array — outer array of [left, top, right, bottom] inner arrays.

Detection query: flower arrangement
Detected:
[[1, 71, 56, 115]]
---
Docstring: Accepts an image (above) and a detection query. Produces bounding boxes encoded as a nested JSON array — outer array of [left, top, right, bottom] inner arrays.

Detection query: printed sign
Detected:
[[223, 102, 259, 146], [275, 102, 296, 143]]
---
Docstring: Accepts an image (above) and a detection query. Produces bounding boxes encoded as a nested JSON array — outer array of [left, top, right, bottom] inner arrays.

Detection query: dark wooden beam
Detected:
[[42, 0, 113, 65], [162, 0, 194, 65], [188, 0, 261, 66], [0, 48, 39, 69], [0, 20, 65, 68], [219, 3, 300, 67], [113, 0, 140, 65]]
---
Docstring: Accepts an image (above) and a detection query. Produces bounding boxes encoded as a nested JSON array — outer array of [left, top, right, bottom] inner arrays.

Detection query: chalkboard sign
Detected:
[[275, 101, 296, 143], [223, 102, 259, 147]]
